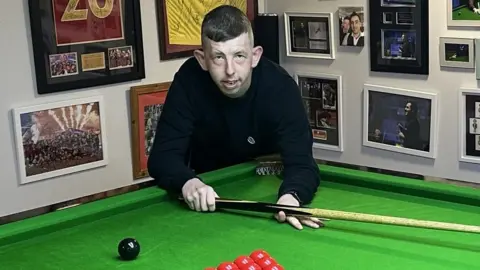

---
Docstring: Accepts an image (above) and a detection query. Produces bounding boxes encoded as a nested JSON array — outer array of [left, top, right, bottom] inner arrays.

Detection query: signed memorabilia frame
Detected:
[[155, 0, 258, 60], [363, 84, 438, 159], [28, 0, 145, 94], [458, 88, 480, 164], [294, 71, 344, 152], [130, 82, 170, 179], [12, 95, 108, 184], [368, 0, 429, 75], [284, 12, 335, 59], [439, 37, 475, 69]]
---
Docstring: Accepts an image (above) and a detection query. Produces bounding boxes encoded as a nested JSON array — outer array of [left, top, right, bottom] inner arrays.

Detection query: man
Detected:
[[342, 12, 363, 46], [147, 5, 322, 230], [398, 101, 422, 150]]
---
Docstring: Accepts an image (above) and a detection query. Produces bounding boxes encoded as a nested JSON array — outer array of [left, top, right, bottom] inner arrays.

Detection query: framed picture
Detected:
[[448, 0, 480, 27], [130, 82, 170, 179], [439, 37, 475, 68], [363, 84, 438, 159], [338, 6, 365, 47], [284, 12, 335, 59], [155, 0, 258, 60], [294, 72, 343, 152], [368, 0, 429, 74], [12, 96, 108, 184], [28, 0, 146, 95], [458, 88, 480, 164], [475, 39, 480, 79]]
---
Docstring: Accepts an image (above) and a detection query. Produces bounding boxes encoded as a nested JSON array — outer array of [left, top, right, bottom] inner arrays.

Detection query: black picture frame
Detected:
[[28, 0, 145, 95], [369, 0, 429, 75]]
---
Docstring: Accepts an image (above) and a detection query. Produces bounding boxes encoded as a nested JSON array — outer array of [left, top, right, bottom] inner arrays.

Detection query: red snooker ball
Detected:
[[262, 264, 284, 270], [256, 257, 277, 268], [217, 262, 239, 270], [239, 263, 262, 270], [234, 255, 254, 267], [249, 249, 269, 262]]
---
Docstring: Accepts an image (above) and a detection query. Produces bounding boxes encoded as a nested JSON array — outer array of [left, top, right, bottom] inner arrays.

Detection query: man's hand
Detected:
[[274, 193, 324, 230], [181, 178, 219, 212]]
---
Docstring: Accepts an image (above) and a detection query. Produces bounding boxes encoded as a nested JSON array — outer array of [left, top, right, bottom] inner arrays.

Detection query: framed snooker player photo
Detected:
[[439, 37, 475, 69], [11, 95, 109, 185], [129, 82, 170, 179], [448, 0, 480, 27], [27, 0, 146, 95], [284, 12, 335, 59], [338, 6, 365, 47], [294, 72, 344, 152], [458, 88, 480, 164], [363, 84, 438, 159], [368, 0, 429, 75]]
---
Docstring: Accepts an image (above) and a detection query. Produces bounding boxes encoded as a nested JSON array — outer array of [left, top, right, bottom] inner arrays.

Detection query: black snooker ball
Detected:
[[118, 238, 140, 260]]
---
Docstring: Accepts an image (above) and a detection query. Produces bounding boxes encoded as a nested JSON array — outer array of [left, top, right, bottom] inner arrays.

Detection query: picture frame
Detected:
[[363, 84, 438, 159], [294, 72, 343, 152], [12, 95, 108, 184], [27, 0, 146, 95], [368, 0, 429, 74], [458, 88, 480, 164], [448, 0, 480, 27], [130, 82, 171, 179], [439, 37, 475, 69], [284, 12, 335, 59], [338, 6, 365, 47], [155, 0, 258, 60], [475, 39, 480, 79]]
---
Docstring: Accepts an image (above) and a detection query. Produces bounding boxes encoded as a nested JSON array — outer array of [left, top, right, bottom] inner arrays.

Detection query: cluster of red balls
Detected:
[[205, 249, 284, 270]]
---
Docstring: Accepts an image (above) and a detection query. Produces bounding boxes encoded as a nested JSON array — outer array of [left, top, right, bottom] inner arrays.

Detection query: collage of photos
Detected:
[[338, 6, 365, 47]]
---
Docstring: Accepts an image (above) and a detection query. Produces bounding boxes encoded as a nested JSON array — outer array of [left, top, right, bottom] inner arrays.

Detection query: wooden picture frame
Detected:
[[155, 1, 258, 60], [448, 0, 480, 27], [130, 82, 171, 179], [369, 0, 429, 74], [12, 95, 108, 184], [439, 37, 475, 69], [284, 12, 335, 59], [28, 0, 146, 95], [458, 88, 480, 164], [363, 84, 438, 159], [294, 72, 344, 152]]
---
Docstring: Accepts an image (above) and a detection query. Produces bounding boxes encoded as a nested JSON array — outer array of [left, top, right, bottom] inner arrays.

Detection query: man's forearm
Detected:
[[277, 158, 320, 205]]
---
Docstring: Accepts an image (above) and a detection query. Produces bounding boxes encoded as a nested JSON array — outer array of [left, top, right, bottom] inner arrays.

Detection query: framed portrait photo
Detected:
[[440, 37, 475, 69], [338, 6, 365, 47], [363, 84, 438, 159], [369, 0, 429, 74], [448, 0, 480, 27], [156, 0, 258, 60], [458, 88, 480, 164], [130, 82, 170, 179], [284, 12, 335, 59], [28, 0, 145, 95], [294, 72, 343, 152], [11, 96, 108, 184]]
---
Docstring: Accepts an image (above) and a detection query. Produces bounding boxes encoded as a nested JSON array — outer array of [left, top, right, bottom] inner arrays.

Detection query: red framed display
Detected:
[[28, 0, 145, 94]]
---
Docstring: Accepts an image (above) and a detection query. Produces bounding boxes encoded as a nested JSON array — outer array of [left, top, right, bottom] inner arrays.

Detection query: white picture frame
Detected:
[[475, 39, 480, 79], [284, 12, 335, 59], [363, 84, 438, 159], [447, 1, 480, 27], [439, 37, 475, 68], [458, 88, 480, 164], [294, 71, 343, 152], [12, 95, 109, 184]]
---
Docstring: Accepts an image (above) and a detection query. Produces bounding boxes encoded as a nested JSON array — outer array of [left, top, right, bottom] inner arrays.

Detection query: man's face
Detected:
[[405, 102, 411, 115], [195, 33, 262, 98], [350, 15, 362, 34], [342, 19, 350, 32]]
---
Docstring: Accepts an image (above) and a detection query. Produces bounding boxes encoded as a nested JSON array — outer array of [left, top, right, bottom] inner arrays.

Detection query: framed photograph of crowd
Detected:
[[294, 72, 343, 152], [12, 96, 108, 184], [368, 0, 429, 74], [27, 0, 145, 94], [338, 6, 365, 47], [155, 0, 258, 60], [130, 82, 170, 179], [439, 37, 475, 69], [363, 84, 438, 159], [284, 12, 335, 59], [458, 88, 480, 164], [448, 0, 480, 27]]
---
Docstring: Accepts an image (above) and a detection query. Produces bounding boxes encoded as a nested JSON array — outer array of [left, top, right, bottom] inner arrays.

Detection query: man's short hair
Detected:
[[201, 5, 253, 46]]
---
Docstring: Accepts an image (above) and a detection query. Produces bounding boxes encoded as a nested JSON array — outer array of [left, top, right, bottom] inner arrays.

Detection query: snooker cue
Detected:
[[208, 198, 480, 234]]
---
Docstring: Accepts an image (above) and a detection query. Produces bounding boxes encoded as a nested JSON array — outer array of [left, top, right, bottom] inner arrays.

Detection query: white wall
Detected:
[[266, 0, 480, 185], [0, 0, 266, 217]]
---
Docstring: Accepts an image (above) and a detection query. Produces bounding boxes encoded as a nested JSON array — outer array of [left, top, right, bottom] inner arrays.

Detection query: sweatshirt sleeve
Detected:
[[274, 77, 321, 205], [147, 70, 197, 194]]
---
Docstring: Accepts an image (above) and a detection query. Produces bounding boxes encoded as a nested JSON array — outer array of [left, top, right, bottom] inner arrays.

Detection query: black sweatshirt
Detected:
[[147, 56, 320, 204]]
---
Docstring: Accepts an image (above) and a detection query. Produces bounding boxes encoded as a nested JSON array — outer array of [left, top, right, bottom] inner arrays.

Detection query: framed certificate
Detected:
[[28, 0, 145, 94], [368, 0, 429, 75]]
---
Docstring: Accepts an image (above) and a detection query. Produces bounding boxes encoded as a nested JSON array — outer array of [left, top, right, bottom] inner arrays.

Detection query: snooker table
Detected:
[[1, 162, 480, 269]]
